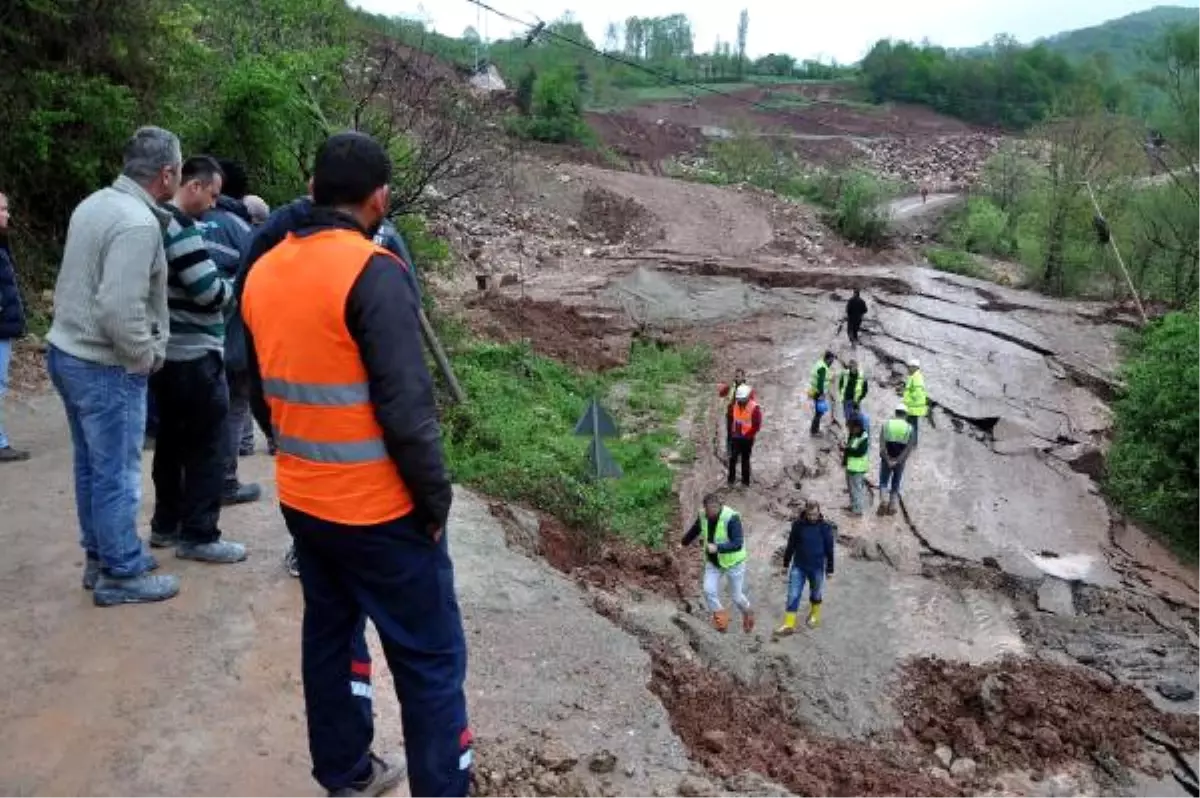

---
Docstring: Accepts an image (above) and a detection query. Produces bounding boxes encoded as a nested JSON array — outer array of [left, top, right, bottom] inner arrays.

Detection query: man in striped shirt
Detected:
[[149, 156, 247, 565]]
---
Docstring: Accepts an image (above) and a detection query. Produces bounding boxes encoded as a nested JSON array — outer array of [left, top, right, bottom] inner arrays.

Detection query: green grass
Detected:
[[925, 247, 985, 278], [440, 338, 711, 547]]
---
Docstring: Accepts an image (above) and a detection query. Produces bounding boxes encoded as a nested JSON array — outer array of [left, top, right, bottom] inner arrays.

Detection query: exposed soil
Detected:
[[579, 186, 664, 247], [463, 293, 633, 370], [899, 657, 1200, 776], [648, 646, 961, 797], [584, 112, 704, 167]]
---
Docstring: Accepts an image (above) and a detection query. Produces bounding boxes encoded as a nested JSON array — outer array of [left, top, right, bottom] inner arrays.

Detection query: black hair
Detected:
[[181, 155, 223, 185], [312, 132, 392, 208], [702, 493, 722, 506], [214, 158, 248, 199]]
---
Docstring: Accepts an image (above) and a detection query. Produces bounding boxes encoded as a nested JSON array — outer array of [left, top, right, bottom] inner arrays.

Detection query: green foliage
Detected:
[[441, 340, 710, 546], [509, 67, 592, 144], [945, 198, 1011, 256], [1106, 310, 1199, 560], [825, 170, 892, 247], [925, 247, 984, 278], [1044, 6, 1199, 83]]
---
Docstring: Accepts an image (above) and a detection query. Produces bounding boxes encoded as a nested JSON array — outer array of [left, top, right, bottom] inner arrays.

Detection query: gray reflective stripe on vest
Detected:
[[263, 378, 370, 406], [273, 433, 388, 464]]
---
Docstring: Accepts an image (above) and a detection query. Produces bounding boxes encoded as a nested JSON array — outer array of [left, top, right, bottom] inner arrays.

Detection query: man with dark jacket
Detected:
[[845, 288, 867, 347], [0, 191, 30, 462], [201, 159, 261, 505], [240, 132, 468, 798], [776, 500, 835, 634]]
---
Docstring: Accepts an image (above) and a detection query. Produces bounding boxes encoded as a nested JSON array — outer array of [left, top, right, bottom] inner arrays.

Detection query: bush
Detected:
[[509, 67, 592, 144], [959, 197, 1010, 255], [1105, 310, 1199, 560], [441, 339, 710, 546], [825, 170, 890, 247], [925, 247, 983, 278]]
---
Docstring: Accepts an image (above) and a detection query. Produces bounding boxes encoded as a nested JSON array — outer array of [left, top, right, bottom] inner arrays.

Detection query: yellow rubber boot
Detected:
[[774, 612, 797, 638], [807, 603, 823, 628]]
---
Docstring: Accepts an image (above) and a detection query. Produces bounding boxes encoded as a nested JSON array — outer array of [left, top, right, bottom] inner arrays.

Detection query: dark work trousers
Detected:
[[223, 369, 251, 490], [908, 413, 922, 447], [847, 317, 863, 345], [727, 436, 754, 485], [150, 352, 229, 544], [283, 505, 471, 797]]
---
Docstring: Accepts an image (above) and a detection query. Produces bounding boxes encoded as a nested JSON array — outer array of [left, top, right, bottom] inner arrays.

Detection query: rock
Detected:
[[949, 757, 978, 780], [979, 672, 1007, 716], [536, 739, 578, 773], [588, 749, 618, 774], [700, 729, 727, 753], [934, 744, 954, 768], [557, 174, 572, 183], [677, 774, 717, 796], [929, 767, 953, 783], [1156, 682, 1196, 702], [952, 717, 987, 757], [1065, 641, 1097, 664], [1037, 577, 1076, 616], [1052, 443, 1107, 480], [724, 770, 791, 796], [623, 765, 637, 778], [1033, 726, 1063, 756], [535, 772, 560, 794]]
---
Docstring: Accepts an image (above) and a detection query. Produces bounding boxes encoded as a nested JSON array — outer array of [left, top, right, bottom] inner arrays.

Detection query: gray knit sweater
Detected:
[[47, 175, 171, 373]]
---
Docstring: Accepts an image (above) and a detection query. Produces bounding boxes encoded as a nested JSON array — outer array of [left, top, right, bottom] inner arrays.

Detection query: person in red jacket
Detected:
[[726, 384, 762, 486]]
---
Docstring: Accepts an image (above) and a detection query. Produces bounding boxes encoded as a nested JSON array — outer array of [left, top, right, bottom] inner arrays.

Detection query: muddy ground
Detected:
[[1, 152, 1196, 796]]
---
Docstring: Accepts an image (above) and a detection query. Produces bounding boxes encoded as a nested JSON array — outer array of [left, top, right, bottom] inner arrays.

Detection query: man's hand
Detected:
[[428, 524, 444, 544], [706, 543, 718, 554]]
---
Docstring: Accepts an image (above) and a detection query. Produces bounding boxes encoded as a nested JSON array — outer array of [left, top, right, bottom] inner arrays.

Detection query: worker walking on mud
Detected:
[[241, 132, 470, 797], [903, 358, 929, 446], [808, 350, 836, 436], [775, 500, 835, 635], [878, 404, 914, 516], [837, 358, 868, 431], [682, 494, 754, 634], [717, 368, 752, 463], [843, 416, 870, 516], [726, 384, 762, 486], [845, 289, 867, 348]]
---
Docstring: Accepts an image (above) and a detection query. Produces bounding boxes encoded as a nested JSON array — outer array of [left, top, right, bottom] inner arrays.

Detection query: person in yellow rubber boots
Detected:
[[808, 350, 836, 436], [878, 404, 915, 516], [842, 415, 871, 516], [903, 358, 928, 447], [682, 493, 754, 633], [776, 500, 835, 635]]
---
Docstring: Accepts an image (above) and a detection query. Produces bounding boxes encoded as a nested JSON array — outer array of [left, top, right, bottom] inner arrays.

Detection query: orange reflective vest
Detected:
[[730, 399, 759, 439], [241, 227, 414, 525]]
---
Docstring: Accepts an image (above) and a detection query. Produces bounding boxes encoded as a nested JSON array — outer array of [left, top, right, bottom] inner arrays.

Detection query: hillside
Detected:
[[1041, 5, 1198, 73]]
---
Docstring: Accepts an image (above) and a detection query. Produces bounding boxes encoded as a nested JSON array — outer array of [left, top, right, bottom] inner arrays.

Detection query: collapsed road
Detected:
[[0, 158, 1194, 796]]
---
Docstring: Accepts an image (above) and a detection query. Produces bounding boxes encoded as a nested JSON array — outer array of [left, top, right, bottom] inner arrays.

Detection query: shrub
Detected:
[[925, 247, 983, 278], [826, 170, 890, 247]]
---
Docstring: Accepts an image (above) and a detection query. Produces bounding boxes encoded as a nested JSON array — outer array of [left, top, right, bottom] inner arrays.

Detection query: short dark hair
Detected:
[[702, 493, 722, 507], [181, 155, 223, 185], [215, 158, 248, 199], [312, 132, 392, 208]]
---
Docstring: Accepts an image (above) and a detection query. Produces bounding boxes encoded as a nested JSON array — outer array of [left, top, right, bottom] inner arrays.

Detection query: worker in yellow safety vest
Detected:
[[808, 350, 836, 436], [877, 404, 914, 516], [682, 494, 754, 634], [837, 358, 868, 430], [903, 358, 928, 446], [842, 415, 870, 516]]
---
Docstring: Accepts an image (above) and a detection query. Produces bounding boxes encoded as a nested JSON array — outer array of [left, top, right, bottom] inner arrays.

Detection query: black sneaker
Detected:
[[93, 573, 180, 607], [330, 753, 405, 797], [0, 446, 30, 462], [284, 546, 300, 578], [221, 482, 262, 506]]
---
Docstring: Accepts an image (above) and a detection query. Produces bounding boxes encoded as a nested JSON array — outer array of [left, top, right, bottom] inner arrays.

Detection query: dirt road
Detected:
[[1, 157, 1195, 796]]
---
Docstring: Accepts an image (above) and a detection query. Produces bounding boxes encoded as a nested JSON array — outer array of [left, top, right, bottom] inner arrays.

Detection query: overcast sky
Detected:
[[351, 0, 1185, 63]]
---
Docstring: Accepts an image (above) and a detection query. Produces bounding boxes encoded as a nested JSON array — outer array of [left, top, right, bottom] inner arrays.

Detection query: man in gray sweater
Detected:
[[46, 126, 183, 607]]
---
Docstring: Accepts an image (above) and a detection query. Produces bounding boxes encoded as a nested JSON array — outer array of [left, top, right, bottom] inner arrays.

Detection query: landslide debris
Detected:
[[649, 647, 960, 797], [580, 186, 664, 247], [464, 294, 633, 371], [899, 656, 1200, 777]]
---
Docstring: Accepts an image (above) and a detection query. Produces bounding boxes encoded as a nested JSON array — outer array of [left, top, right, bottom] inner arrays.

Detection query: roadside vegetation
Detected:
[[439, 337, 709, 547]]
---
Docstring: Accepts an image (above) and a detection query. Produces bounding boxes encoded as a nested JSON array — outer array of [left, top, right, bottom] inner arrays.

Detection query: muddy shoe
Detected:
[[177, 540, 248, 564], [82, 557, 101, 590], [93, 573, 180, 607], [742, 610, 756, 634], [330, 753, 406, 797], [711, 609, 731, 633], [0, 446, 30, 462], [876, 503, 889, 517], [283, 545, 300, 578], [221, 482, 262, 506], [149, 528, 180, 549]]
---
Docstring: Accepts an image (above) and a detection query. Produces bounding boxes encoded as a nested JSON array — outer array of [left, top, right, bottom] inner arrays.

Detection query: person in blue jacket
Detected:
[[0, 190, 30, 462], [775, 500, 835, 635]]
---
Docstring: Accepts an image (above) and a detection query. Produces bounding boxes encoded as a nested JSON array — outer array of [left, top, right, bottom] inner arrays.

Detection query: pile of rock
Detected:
[[861, 133, 1005, 189]]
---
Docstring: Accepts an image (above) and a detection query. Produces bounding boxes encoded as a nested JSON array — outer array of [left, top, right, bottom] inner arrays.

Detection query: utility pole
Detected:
[[1080, 180, 1148, 326]]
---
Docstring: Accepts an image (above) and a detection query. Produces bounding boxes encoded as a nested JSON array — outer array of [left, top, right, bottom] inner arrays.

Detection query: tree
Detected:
[[1106, 310, 1199, 560], [735, 9, 749, 79]]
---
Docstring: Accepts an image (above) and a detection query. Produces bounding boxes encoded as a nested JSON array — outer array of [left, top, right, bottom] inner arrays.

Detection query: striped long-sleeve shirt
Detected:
[[163, 205, 234, 361]]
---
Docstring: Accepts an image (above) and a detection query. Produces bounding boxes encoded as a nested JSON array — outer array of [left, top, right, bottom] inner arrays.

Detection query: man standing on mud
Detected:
[[682, 493, 754, 633], [726, 383, 761, 487], [877, 404, 914, 516], [241, 132, 469, 797], [808, 350, 836, 436], [843, 416, 870, 516], [903, 358, 929, 447], [845, 289, 867, 347]]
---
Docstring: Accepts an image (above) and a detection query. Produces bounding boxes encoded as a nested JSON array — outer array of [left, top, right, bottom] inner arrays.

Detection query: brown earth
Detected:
[[579, 186, 665, 246], [899, 657, 1200, 776], [463, 293, 633, 370]]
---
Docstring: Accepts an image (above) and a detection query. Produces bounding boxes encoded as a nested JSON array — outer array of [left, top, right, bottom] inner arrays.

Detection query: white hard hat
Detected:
[[735, 384, 752, 400], [896, 403, 909, 414], [907, 358, 920, 368]]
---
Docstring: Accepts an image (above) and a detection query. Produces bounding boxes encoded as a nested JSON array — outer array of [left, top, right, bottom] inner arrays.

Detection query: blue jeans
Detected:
[[284, 505, 470, 796], [47, 346, 153, 578], [907, 414, 922, 446], [879, 456, 905, 497], [0, 338, 11, 448], [786, 567, 825, 612]]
